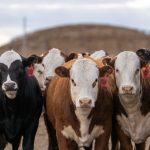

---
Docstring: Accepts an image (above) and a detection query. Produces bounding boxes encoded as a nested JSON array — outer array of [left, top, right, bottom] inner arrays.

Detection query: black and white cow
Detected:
[[0, 50, 43, 150]]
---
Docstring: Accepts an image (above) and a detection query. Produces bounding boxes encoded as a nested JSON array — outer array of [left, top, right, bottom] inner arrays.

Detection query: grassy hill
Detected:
[[0, 24, 150, 56]]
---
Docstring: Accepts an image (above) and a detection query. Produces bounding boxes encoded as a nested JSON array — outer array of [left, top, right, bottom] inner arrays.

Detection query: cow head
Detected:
[[105, 51, 146, 96], [27, 54, 46, 92], [55, 58, 112, 109], [42, 48, 66, 81], [42, 49, 80, 83], [0, 50, 33, 99]]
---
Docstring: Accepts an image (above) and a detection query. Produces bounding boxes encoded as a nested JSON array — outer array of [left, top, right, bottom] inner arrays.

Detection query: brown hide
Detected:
[[46, 60, 116, 150]]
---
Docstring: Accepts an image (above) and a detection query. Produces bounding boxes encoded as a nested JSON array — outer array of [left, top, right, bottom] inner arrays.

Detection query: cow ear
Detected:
[[136, 48, 150, 61], [136, 48, 150, 68], [22, 55, 42, 67], [99, 65, 113, 77], [55, 66, 70, 77], [66, 53, 78, 62], [21, 56, 29, 67], [102, 57, 116, 68]]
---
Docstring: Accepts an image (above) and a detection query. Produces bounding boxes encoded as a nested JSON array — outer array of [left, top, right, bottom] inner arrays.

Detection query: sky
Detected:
[[0, 0, 150, 46]]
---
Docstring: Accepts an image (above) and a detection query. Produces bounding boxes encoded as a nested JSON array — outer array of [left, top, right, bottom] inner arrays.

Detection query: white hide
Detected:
[[33, 63, 46, 91], [117, 111, 150, 144], [42, 48, 65, 78], [70, 58, 99, 108], [90, 50, 106, 60], [115, 51, 141, 95], [0, 50, 22, 67], [61, 124, 104, 149]]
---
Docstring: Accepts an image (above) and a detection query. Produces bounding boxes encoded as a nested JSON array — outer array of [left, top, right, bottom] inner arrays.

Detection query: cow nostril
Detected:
[[122, 86, 133, 92], [79, 99, 92, 106], [4, 83, 16, 91]]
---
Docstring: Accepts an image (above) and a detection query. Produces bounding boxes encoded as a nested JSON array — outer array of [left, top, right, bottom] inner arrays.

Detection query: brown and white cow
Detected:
[[46, 57, 116, 150], [107, 51, 150, 150]]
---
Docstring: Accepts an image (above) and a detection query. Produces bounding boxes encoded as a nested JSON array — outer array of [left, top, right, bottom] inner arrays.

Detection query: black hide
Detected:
[[0, 60, 43, 150]]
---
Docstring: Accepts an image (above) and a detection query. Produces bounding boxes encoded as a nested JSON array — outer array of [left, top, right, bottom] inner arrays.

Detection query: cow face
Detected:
[[33, 63, 46, 91], [115, 51, 141, 95], [42, 48, 66, 80], [0, 50, 25, 99], [27, 54, 46, 91], [56, 58, 112, 109]]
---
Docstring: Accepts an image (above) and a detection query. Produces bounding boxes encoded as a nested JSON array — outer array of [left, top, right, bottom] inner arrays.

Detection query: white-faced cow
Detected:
[[0, 50, 43, 150], [107, 51, 150, 150], [46, 57, 115, 150]]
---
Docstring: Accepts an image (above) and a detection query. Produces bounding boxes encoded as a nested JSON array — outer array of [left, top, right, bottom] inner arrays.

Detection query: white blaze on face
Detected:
[[90, 50, 106, 60], [115, 51, 141, 95], [33, 63, 46, 91], [0, 50, 22, 99], [70, 58, 99, 108], [42, 48, 65, 78]]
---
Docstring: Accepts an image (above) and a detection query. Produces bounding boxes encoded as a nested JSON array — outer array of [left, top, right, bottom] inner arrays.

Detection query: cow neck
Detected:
[[75, 108, 92, 144], [116, 87, 150, 143], [119, 90, 142, 116]]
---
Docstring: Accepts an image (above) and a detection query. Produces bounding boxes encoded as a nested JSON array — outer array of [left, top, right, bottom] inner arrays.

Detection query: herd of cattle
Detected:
[[0, 48, 150, 150]]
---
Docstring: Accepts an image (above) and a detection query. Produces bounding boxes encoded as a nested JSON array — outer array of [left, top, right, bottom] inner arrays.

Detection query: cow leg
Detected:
[[116, 124, 132, 150], [135, 142, 145, 150], [56, 122, 77, 150], [94, 117, 112, 150], [0, 134, 7, 150], [43, 113, 58, 150], [12, 136, 22, 150], [22, 119, 39, 150], [111, 123, 118, 150]]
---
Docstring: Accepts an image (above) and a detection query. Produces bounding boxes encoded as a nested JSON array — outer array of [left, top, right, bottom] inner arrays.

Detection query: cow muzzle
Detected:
[[121, 85, 134, 95], [3, 82, 17, 91], [45, 76, 53, 86], [79, 98, 92, 108], [2, 82, 18, 99]]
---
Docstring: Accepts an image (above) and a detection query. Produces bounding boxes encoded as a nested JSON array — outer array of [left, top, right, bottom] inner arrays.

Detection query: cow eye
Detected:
[[38, 70, 43, 74], [71, 79, 76, 86], [115, 69, 119, 73], [92, 78, 98, 88]]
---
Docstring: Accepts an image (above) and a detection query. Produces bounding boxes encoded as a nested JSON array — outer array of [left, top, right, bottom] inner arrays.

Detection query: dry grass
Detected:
[[0, 24, 150, 56]]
